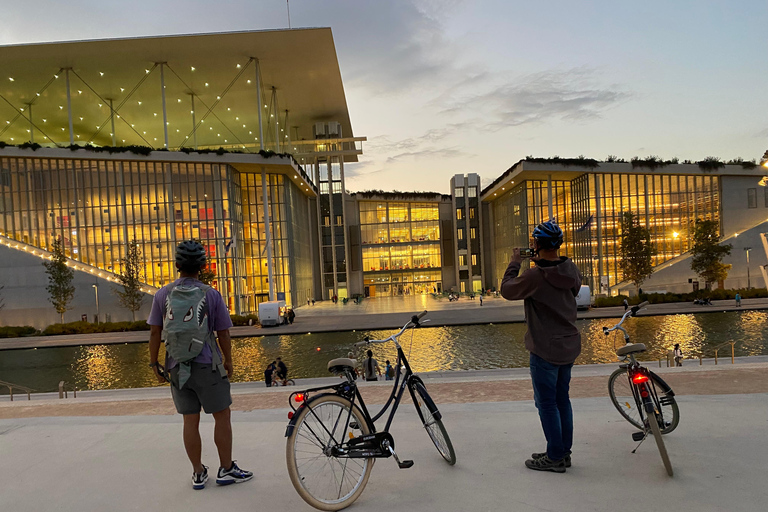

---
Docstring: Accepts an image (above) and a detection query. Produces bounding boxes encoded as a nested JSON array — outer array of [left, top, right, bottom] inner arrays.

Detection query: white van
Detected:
[[258, 300, 286, 327], [576, 285, 592, 310]]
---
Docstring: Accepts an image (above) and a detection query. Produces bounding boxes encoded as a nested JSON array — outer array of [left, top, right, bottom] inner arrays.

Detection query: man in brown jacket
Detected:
[[501, 220, 582, 473]]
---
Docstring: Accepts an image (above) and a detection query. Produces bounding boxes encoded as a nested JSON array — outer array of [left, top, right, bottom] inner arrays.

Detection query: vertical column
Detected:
[[261, 168, 275, 301], [327, 159, 337, 297], [190, 94, 197, 150], [108, 99, 117, 146], [339, 157, 351, 293], [547, 174, 553, 220], [27, 104, 33, 143], [159, 63, 169, 149], [273, 87, 280, 152], [213, 165, 230, 308], [65, 69, 74, 145], [253, 58, 264, 151], [284, 110, 291, 149], [594, 174, 604, 294], [313, 161, 324, 302]]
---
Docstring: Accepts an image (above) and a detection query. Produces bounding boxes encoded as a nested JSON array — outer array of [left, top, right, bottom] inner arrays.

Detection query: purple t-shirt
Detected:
[[148, 277, 233, 368]]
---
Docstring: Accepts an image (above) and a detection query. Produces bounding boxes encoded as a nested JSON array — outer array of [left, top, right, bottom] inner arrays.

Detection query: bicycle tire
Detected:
[[286, 379, 296, 386], [410, 380, 456, 465], [646, 403, 674, 477], [286, 395, 374, 511], [608, 368, 679, 434]]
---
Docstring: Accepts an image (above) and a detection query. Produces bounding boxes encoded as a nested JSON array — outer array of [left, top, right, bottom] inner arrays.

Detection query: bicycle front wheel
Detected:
[[608, 369, 679, 434], [286, 379, 296, 386], [646, 404, 674, 477], [410, 379, 456, 465], [286, 395, 374, 511]]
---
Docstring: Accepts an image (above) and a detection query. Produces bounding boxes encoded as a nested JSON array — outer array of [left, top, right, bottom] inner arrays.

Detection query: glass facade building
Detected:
[[486, 169, 721, 293], [358, 200, 443, 296], [0, 152, 314, 313]]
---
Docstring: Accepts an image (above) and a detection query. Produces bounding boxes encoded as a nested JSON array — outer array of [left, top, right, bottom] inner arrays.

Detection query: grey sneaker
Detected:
[[532, 451, 571, 468], [525, 455, 566, 473], [192, 466, 209, 490], [216, 461, 253, 485]]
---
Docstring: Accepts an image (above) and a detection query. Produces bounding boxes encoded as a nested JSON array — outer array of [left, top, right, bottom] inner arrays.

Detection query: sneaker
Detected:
[[216, 461, 253, 485], [525, 455, 567, 473], [192, 466, 209, 490], [532, 451, 572, 468]]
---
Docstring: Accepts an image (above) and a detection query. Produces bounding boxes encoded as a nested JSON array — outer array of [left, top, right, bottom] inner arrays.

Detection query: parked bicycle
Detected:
[[604, 301, 679, 477], [284, 311, 456, 511], [272, 377, 296, 387]]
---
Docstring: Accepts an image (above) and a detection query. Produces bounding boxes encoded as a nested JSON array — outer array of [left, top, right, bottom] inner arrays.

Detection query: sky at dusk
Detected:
[[1, 0, 766, 193]]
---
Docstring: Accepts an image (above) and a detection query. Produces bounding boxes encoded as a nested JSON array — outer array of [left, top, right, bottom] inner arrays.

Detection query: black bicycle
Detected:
[[284, 311, 456, 511], [604, 301, 679, 477]]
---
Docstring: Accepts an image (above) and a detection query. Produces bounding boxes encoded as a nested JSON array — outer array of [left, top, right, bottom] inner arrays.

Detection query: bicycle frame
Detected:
[[284, 313, 427, 458]]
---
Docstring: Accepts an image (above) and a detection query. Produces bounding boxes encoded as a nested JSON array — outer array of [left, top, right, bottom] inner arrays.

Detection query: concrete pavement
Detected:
[[0, 393, 765, 512], [3, 295, 768, 351]]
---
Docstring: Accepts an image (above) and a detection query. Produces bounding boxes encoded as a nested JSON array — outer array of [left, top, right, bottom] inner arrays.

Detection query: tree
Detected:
[[114, 240, 146, 321], [198, 264, 216, 285], [619, 211, 656, 291], [690, 219, 732, 288], [43, 238, 75, 323]]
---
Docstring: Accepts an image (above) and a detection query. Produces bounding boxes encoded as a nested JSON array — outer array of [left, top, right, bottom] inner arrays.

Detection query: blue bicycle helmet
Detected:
[[175, 240, 207, 269], [532, 219, 564, 250]]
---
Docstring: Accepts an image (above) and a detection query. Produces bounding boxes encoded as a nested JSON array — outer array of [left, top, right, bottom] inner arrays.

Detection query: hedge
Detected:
[[0, 326, 38, 338], [42, 320, 150, 336], [230, 314, 260, 327], [594, 288, 768, 308]]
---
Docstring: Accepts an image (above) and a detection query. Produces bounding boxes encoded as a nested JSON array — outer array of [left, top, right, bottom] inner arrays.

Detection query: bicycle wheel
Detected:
[[286, 395, 374, 511], [286, 379, 296, 386], [410, 380, 456, 465], [646, 403, 674, 477], [608, 369, 679, 434]]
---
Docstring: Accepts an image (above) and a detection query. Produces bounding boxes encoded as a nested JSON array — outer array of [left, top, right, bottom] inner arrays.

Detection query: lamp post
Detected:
[[92, 284, 100, 324], [744, 248, 752, 289]]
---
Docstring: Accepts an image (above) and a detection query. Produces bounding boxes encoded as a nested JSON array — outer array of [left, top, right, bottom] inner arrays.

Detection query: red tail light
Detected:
[[632, 374, 649, 384], [294, 393, 305, 403], [287, 411, 294, 420]]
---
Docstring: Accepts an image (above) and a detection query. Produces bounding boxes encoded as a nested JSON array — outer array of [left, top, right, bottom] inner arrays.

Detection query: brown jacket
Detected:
[[501, 257, 583, 365]]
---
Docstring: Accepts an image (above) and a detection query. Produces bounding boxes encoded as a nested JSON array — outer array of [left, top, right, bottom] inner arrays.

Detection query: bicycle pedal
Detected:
[[398, 460, 414, 469], [632, 431, 645, 442]]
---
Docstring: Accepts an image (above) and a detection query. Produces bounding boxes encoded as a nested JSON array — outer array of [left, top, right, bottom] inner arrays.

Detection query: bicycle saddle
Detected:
[[616, 343, 647, 356], [327, 358, 357, 373]]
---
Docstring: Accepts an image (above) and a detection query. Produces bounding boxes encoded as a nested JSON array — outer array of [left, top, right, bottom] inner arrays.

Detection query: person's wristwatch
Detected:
[[149, 362, 159, 368]]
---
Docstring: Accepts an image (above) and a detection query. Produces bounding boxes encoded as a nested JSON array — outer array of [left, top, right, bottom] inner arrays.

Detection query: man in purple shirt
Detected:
[[149, 240, 252, 490]]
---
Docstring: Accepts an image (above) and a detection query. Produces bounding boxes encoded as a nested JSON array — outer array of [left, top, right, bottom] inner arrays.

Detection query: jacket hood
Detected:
[[537, 258, 582, 290]]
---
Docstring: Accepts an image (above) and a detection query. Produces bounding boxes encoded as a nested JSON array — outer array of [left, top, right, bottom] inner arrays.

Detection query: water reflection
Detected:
[[1, 311, 767, 393]]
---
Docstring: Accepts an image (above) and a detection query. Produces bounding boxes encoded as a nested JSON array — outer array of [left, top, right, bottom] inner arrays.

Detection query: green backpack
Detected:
[[162, 282, 221, 388]]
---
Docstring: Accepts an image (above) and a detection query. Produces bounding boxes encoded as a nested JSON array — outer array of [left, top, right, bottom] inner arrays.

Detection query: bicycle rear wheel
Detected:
[[608, 368, 679, 434], [410, 379, 456, 465], [286, 395, 374, 511], [646, 403, 674, 477]]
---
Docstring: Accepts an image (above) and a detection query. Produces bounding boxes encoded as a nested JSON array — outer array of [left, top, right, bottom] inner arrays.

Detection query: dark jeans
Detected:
[[529, 352, 573, 461]]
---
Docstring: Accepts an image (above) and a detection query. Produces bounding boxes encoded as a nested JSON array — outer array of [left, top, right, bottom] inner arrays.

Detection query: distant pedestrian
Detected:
[[362, 350, 381, 382], [384, 360, 395, 381], [623, 299, 629, 311], [287, 308, 295, 324], [264, 363, 274, 387], [479, 294, 484, 306], [673, 344, 683, 367], [311, 298, 315, 306], [735, 293, 742, 307], [307, 298, 310, 306]]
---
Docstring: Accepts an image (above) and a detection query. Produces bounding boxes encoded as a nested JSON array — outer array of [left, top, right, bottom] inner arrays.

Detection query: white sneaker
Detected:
[[192, 466, 209, 490], [216, 461, 253, 485]]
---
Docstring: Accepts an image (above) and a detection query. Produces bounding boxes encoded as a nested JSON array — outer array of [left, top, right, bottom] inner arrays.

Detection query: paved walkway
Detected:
[[1, 392, 765, 511], [3, 296, 768, 351]]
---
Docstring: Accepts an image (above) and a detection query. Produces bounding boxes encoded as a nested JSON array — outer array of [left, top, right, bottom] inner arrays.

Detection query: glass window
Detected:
[[469, 207, 475, 219], [468, 187, 477, 198], [470, 227, 476, 239], [456, 208, 463, 220], [748, 188, 757, 208], [457, 229, 464, 240], [459, 254, 466, 266], [455, 187, 464, 198]]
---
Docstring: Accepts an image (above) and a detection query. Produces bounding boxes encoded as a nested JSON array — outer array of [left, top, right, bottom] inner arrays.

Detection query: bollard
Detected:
[[73, 388, 77, 398], [9, 386, 13, 402], [699, 355, 703, 365], [714, 350, 718, 365], [659, 359, 662, 367], [731, 342, 735, 364], [58, 381, 65, 399]]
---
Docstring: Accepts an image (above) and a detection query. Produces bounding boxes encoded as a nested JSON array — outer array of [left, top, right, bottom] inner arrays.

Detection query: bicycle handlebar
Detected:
[[353, 311, 428, 348], [603, 301, 649, 336]]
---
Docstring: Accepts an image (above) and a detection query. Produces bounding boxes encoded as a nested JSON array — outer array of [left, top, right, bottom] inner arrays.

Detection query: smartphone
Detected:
[[518, 248, 535, 258]]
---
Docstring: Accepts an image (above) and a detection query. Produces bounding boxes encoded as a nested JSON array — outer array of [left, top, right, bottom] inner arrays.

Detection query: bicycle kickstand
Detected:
[[630, 430, 648, 453], [382, 439, 414, 469]]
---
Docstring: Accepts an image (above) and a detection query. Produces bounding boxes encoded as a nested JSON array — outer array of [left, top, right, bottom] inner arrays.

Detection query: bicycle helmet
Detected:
[[532, 219, 564, 250], [175, 240, 207, 270]]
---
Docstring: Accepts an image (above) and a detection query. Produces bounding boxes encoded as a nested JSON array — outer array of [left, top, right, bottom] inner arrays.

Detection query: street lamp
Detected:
[[744, 247, 752, 289], [92, 283, 100, 324]]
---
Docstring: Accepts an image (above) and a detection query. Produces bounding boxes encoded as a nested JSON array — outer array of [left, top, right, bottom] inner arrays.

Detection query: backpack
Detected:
[[386, 365, 395, 378], [162, 282, 221, 388]]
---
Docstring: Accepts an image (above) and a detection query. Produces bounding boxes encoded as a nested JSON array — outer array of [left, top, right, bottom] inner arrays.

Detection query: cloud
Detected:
[[440, 67, 630, 129]]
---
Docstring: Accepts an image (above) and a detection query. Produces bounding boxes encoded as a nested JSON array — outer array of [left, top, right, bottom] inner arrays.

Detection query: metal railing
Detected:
[[659, 341, 739, 367], [0, 379, 35, 401], [58, 380, 77, 399]]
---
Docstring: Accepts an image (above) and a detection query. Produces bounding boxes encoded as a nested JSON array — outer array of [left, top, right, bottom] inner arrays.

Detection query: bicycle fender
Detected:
[[648, 371, 675, 396]]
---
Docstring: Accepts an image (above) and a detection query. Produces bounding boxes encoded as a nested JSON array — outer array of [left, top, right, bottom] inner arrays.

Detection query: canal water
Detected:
[[1, 310, 767, 393]]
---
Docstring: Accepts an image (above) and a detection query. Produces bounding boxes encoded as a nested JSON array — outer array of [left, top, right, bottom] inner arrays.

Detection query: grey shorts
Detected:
[[170, 362, 232, 415]]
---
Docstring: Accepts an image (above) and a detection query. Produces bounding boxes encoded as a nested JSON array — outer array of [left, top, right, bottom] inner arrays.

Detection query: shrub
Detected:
[[230, 314, 259, 327], [593, 288, 768, 307], [0, 326, 38, 338], [42, 320, 151, 335]]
